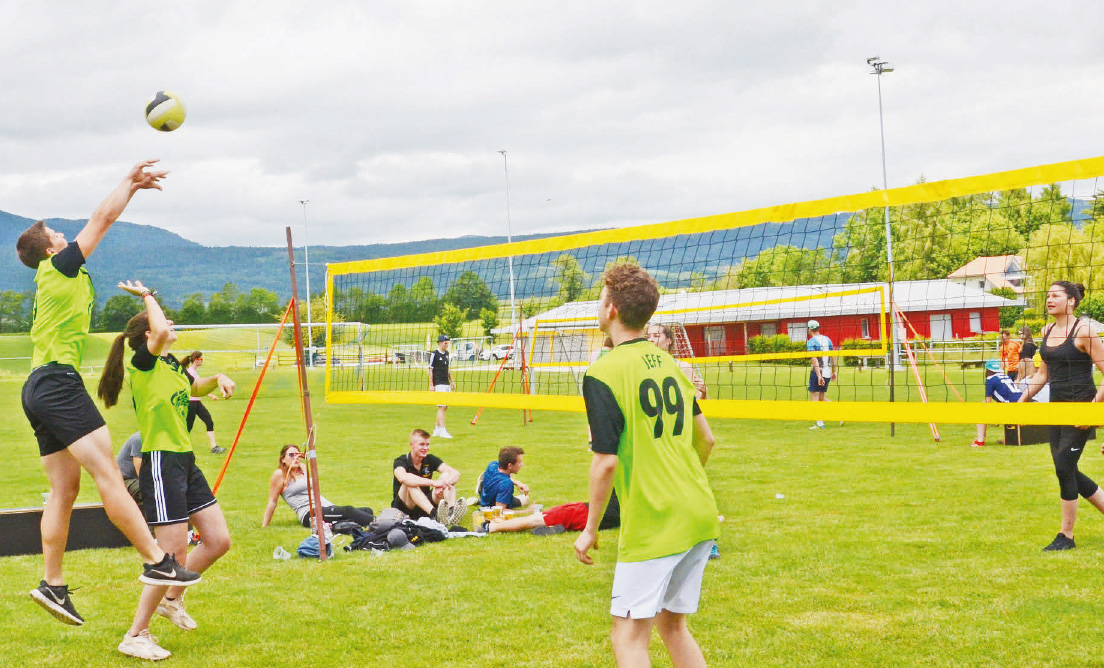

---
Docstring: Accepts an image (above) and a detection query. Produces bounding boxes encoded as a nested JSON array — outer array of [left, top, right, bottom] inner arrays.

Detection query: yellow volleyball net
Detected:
[[326, 155, 1104, 425]]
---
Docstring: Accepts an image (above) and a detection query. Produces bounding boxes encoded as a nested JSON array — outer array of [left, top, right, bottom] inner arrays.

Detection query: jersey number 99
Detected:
[[639, 376, 685, 438]]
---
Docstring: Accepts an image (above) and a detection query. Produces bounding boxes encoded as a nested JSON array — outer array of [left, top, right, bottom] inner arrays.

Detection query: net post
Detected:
[[287, 227, 327, 562]]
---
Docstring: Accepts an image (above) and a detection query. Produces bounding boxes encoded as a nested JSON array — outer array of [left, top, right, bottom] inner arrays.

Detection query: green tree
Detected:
[[234, 288, 281, 323], [990, 286, 1024, 329], [177, 293, 207, 324], [434, 302, 465, 340], [387, 283, 412, 323], [552, 254, 588, 303], [479, 307, 500, 340], [1023, 223, 1098, 301], [1078, 293, 1104, 323], [206, 283, 241, 323], [443, 271, 497, 319], [712, 245, 829, 289], [409, 277, 440, 322], [0, 290, 29, 333], [101, 295, 142, 331]]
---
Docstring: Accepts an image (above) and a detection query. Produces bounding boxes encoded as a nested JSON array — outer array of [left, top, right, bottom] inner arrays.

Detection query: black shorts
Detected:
[[139, 450, 217, 526], [21, 363, 106, 457], [391, 489, 433, 520]]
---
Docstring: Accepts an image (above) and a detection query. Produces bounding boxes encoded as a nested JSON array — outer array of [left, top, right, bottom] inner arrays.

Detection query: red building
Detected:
[[518, 279, 1013, 359]]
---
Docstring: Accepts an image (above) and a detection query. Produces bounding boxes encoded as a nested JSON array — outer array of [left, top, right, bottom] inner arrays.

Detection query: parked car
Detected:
[[480, 344, 514, 361]]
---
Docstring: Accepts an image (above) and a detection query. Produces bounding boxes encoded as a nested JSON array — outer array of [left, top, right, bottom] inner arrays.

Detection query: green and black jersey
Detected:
[[126, 343, 193, 453], [583, 338, 719, 562], [30, 243, 94, 368]]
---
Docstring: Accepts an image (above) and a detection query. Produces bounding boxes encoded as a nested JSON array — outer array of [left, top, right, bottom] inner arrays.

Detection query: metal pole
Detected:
[[286, 227, 326, 561], [871, 57, 897, 436], [498, 150, 519, 368], [300, 199, 313, 368]]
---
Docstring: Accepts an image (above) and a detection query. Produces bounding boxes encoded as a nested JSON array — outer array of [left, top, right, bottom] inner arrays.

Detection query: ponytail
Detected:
[[97, 333, 128, 408], [96, 311, 152, 409]]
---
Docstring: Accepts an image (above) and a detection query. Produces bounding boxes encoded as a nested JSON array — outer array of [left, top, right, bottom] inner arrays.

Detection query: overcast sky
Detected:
[[0, 1, 1101, 248]]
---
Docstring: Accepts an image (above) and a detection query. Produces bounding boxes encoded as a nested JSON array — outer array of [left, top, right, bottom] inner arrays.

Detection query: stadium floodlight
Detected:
[[869, 55, 900, 433], [498, 150, 519, 365], [300, 199, 313, 368]]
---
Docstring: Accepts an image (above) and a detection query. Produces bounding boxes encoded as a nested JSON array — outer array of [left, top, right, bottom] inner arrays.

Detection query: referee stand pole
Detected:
[[286, 227, 327, 561]]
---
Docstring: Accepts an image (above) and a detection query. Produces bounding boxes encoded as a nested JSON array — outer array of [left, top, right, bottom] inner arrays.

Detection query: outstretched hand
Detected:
[[216, 374, 236, 399], [127, 159, 169, 191], [118, 279, 151, 297]]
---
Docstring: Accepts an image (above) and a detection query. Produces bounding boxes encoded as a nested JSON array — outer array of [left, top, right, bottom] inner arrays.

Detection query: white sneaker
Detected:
[[119, 629, 171, 661], [156, 595, 197, 631], [447, 498, 468, 525], [438, 430, 453, 439]]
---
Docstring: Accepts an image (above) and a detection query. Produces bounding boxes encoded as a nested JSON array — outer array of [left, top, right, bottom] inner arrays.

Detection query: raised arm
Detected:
[[118, 280, 169, 355], [75, 160, 168, 259]]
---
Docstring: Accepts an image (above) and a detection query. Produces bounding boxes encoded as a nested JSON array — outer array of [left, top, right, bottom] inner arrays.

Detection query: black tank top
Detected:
[[1040, 318, 1096, 402]]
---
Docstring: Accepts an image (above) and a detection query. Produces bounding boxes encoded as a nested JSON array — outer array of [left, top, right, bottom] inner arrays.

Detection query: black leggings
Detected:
[[187, 402, 214, 432], [1049, 425, 1099, 501], [299, 505, 374, 528]]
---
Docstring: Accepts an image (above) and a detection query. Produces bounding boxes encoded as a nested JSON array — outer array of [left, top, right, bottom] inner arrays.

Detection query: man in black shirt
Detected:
[[428, 335, 455, 438], [392, 428, 465, 523]]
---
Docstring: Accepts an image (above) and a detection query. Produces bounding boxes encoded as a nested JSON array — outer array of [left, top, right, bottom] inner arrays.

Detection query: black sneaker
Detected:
[[139, 554, 203, 587], [29, 580, 84, 626], [531, 524, 566, 536], [1043, 533, 1076, 552], [210, 446, 227, 455]]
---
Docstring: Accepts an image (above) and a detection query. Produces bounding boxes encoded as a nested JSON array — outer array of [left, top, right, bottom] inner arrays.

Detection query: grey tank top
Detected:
[[281, 475, 331, 523]]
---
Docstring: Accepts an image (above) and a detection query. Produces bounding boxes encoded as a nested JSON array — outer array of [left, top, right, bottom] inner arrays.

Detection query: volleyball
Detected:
[[145, 91, 187, 132]]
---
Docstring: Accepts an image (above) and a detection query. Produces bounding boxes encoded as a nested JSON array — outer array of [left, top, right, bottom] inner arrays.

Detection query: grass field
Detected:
[[4, 358, 1104, 666]]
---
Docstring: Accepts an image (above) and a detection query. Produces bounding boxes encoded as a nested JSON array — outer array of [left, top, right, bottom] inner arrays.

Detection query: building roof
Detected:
[[499, 279, 1017, 333], [945, 253, 1020, 277]]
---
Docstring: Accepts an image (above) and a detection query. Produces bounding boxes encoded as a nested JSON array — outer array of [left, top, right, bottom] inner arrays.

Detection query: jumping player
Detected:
[[98, 280, 235, 659], [16, 160, 200, 634], [575, 264, 719, 668]]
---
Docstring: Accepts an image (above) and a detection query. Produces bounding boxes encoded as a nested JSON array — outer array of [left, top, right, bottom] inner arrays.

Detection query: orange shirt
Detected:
[[1000, 339, 1022, 373]]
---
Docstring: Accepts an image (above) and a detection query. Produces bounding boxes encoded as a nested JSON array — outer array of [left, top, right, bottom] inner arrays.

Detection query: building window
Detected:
[[787, 322, 808, 343], [761, 322, 776, 338], [704, 326, 726, 356], [978, 280, 985, 289], [969, 312, 982, 333], [861, 318, 870, 339]]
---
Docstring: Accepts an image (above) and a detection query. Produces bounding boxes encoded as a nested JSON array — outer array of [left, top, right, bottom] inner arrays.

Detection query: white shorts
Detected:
[[610, 539, 714, 619], [434, 384, 450, 407]]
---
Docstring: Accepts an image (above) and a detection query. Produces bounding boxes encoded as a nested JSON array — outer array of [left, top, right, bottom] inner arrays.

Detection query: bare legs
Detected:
[[610, 612, 705, 668], [41, 426, 164, 586]]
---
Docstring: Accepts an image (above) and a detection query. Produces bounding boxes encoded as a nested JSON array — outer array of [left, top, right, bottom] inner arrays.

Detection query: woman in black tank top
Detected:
[[1020, 281, 1104, 551]]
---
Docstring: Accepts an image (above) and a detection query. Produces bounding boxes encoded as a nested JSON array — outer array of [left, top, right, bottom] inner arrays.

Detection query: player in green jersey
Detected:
[[16, 161, 201, 634], [98, 279, 236, 660], [575, 264, 719, 668]]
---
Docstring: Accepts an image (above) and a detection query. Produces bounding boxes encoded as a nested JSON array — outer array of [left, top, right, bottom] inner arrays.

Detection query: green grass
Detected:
[[5, 360, 1104, 666]]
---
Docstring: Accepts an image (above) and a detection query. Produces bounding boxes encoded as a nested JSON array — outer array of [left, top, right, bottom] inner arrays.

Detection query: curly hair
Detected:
[[602, 264, 659, 330]]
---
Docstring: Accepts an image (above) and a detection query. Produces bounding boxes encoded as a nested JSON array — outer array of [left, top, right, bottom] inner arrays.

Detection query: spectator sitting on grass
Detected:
[[972, 359, 1049, 447], [478, 446, 531, 510], [393, 428, 466, 525], [480, 491, 621, 536]]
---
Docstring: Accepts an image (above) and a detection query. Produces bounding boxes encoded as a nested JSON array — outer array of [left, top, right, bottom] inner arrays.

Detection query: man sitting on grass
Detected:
[[972, 359, 1049, 447], [480, 491, 621, 536], [478, 446, 531, 510], [392, 428, 466, 525]]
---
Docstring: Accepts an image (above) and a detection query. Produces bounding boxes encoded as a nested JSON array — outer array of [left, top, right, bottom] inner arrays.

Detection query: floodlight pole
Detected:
[[300, 199, 314, 368], [286, 227, 326, 561], [869, 56, 898, 436], [498, 150, 519, 367]]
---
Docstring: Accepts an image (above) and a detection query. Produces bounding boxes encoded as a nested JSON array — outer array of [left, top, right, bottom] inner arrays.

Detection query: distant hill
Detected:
[[2, 196, 1092, 307], [0, 211, 595, 307]]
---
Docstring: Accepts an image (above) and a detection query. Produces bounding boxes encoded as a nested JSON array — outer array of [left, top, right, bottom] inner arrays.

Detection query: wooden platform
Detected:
[[0, 503, 130, 557]]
